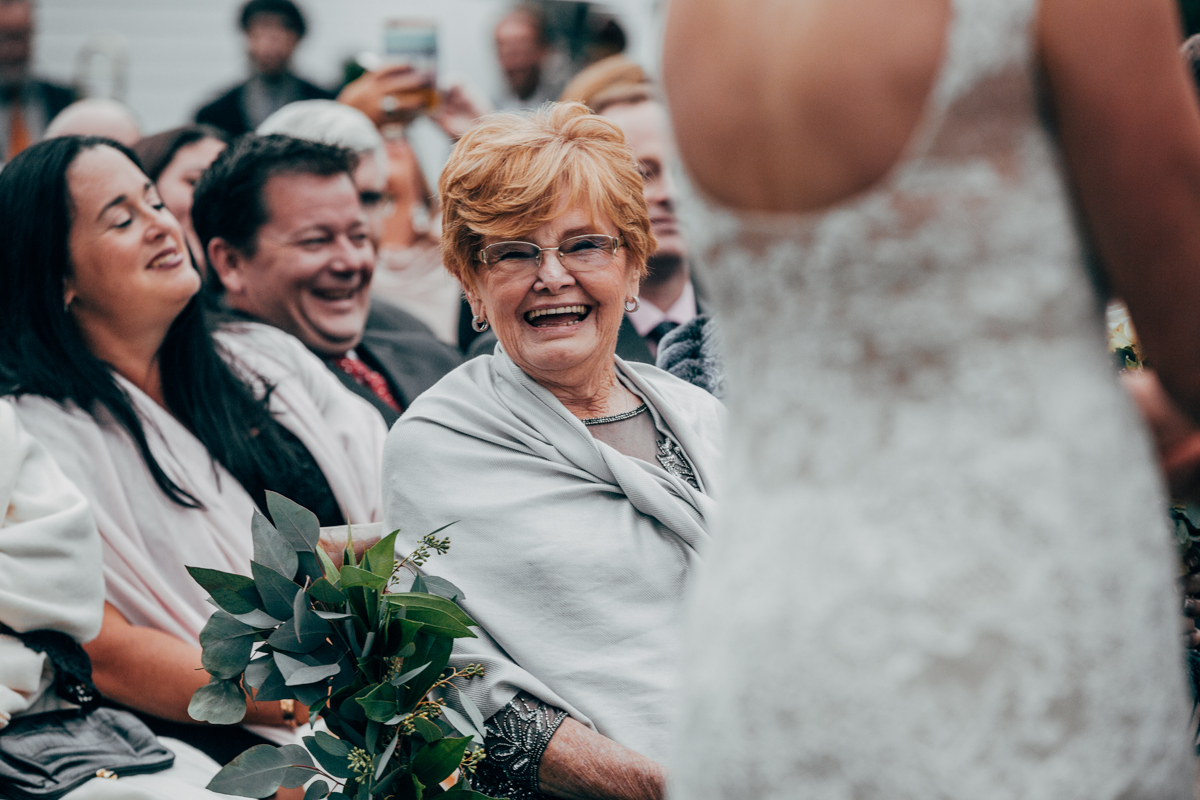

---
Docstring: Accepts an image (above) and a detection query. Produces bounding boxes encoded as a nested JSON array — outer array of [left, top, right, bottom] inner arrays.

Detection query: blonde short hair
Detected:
[[439, 102, 653, 291]]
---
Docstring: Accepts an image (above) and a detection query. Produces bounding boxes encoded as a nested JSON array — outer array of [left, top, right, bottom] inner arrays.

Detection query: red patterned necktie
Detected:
[[333, 356, 402, 414]]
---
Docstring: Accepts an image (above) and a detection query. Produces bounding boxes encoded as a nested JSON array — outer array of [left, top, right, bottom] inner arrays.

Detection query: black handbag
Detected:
[[0, 707, 176, 800], [0, 625, 174, 799]]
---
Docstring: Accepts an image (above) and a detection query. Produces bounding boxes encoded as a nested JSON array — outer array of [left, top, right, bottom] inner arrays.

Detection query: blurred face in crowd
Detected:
[[600, 100, 688, 284], [495, 13, 547, 99], [64, 146, 199, 349], [156, 136, 227, 264], [0, 0, 32, 85], [246, 12, 299, 77], [467, 196, 639, 387], [215, 171, 374, 356], [351, 151, 390, 246]]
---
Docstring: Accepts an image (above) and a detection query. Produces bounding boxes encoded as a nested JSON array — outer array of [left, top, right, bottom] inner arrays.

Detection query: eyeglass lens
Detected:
[[484, 235, 618, 270]]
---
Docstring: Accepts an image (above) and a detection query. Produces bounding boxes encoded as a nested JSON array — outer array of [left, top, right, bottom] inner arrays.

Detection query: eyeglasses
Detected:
[[478, 234, 623, 276]]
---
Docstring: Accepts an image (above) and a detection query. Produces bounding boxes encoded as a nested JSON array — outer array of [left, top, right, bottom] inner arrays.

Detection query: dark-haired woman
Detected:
[[132, 125, 228, 270], [0, 136, 386, 764]]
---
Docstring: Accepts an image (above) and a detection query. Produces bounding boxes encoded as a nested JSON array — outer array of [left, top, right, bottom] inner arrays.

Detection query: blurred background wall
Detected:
[[31, 0, 657, 135]]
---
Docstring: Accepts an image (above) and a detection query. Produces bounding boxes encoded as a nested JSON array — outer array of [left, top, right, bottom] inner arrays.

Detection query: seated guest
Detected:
[[0, 0, 75, 165], [194, 134, 461, 426], [133, 125, 229, 270], [195, 0, 332, 137], [256, 100, 464, 346], [383, 103, 723, 800], [0, 135, 386, 764], [43, 98, 141, 146], [0, 400, 233, 799]]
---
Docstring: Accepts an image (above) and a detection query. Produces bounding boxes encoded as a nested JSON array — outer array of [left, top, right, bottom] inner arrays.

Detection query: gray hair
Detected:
[[257, 99, 388, 182]]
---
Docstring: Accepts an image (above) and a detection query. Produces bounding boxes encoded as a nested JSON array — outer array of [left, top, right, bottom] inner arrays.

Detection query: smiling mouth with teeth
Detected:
[[525, 304, 591, 327]]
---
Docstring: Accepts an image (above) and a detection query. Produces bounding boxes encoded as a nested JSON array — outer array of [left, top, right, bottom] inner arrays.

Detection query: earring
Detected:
[[624, 297, 640, 313], [471, 314, 490, 333]]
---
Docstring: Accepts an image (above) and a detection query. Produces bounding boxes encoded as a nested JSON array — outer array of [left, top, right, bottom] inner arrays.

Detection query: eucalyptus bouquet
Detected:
[[185, 492, 495, 800]]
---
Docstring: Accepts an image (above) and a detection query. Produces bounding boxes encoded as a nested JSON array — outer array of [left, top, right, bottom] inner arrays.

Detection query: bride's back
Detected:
[[664, 0, 951, 212], [666, 0, 1200, 796]]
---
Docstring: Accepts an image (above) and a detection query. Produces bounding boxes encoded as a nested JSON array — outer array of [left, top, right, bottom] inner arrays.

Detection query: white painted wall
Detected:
[[31, 0, 658, 136]]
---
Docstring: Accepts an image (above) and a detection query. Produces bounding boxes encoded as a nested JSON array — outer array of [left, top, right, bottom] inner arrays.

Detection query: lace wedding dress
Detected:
[[672, 0, 1197, 797]]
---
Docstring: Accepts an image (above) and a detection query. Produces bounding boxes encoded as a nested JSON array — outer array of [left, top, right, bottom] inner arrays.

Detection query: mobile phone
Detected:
[[383, 19, 438, 111]]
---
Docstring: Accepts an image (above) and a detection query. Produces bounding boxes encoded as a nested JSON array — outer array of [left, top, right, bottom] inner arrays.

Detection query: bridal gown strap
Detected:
[[672, 0, 1198, 798]]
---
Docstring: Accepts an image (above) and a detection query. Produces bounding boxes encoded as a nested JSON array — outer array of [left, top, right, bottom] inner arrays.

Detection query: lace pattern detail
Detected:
[[671, 0, 1197, 797], [471, 691, 568, 800]]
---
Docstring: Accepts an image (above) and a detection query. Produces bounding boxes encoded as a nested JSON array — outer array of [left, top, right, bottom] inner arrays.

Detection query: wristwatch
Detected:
[[280, 699, 297, 728]]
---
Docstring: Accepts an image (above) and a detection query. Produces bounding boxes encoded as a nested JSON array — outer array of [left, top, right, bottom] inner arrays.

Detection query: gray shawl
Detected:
[[382, 348, 722, 762]]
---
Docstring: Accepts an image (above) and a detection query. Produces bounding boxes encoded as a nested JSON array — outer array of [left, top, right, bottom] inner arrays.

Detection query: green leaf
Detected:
[[439, 792, 492, 800], [187, 566, 262, 615], [304, 779, 331, 800], [231, 608, 283, 629], [273, 651, 335, 686], [188, 678, 246, 725], [313, 610, 352, 621], [340, 565, 386, 591], [411, 716, 443, 742], [440, 705, 484, 744], [266, 491, 320, 553], [410, 573, 428, 594], [389, 662, 430, 687], [375, 730, 401, 780], [404, 606, 476, 639], [279, 743, 318, 789], [198, 611, 257, 680], [364, 530, 400, 579], [285, 661, 341, 687], [456, 687, 487, 738], [412, 737, 471, 788], [401, 635, 452, 708], [420, 575, 466, 601], [253, 660, 297, 702], [313, 730, 353, 758], [356, 682, 398, 722], [244, 656, 274, 691], [269, 588, 332, 653], [253, 509, 299, 580], [309, 577, 346, 606], [252, 561, 300, 620], [206, 744, 289, 798], [384, 594, 476, 628], [305, 733, 353, 780], [315, 543, 341, 583]]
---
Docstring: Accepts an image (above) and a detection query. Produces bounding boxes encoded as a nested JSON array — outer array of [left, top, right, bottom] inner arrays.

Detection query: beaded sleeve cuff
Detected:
[[470, 691, 569, 800]]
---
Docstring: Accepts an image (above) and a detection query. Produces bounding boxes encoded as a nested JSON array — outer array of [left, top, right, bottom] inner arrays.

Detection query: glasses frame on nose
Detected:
[[477, 234, 623, 276]]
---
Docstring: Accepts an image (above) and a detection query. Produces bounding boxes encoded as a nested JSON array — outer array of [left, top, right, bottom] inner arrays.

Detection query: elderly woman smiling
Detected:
[[381, 102, 722, 800]]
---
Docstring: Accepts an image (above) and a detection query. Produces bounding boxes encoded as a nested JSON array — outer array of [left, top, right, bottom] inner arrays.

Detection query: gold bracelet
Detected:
[[280, 699, 296, 728]]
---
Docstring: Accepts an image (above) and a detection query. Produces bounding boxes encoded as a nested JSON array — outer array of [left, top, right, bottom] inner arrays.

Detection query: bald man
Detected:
[[43, 98, 140, 146]]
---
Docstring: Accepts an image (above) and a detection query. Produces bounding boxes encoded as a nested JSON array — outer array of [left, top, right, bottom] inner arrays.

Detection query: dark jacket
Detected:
[[327, 324, 462, 428], [194, 74, 334, 137], [32, 79, 75, 124]]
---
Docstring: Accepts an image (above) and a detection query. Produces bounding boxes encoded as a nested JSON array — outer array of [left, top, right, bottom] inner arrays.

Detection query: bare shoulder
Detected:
[[663, 0, 950, 213]]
